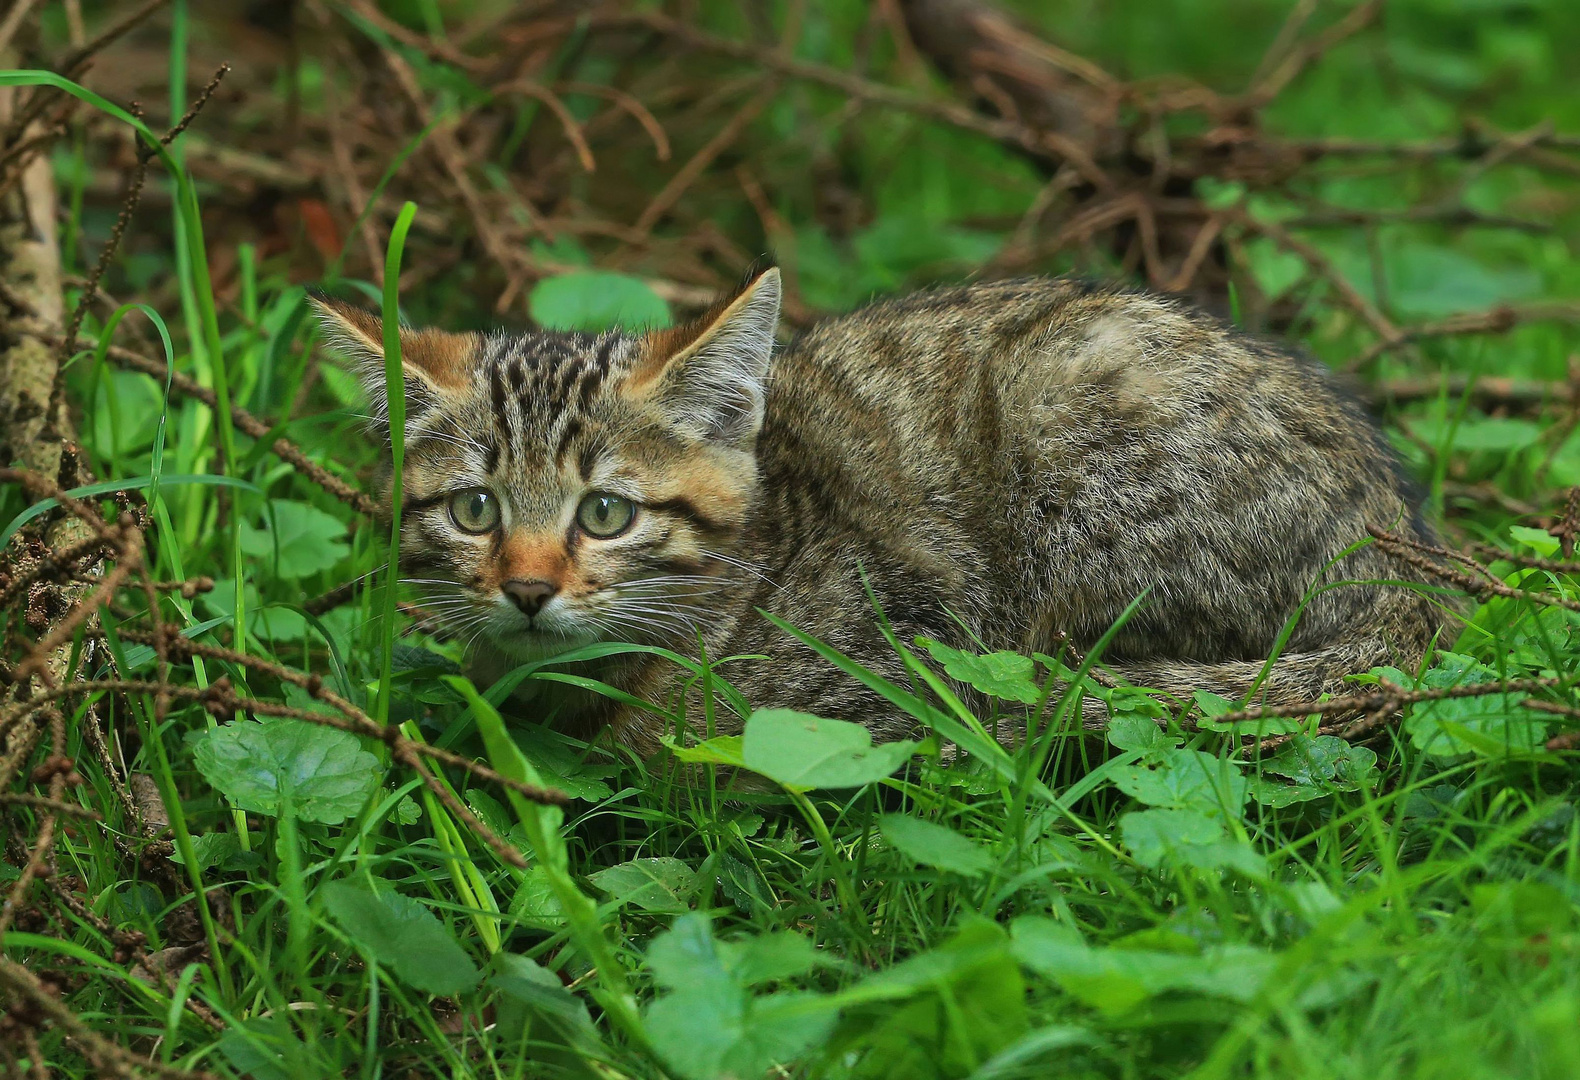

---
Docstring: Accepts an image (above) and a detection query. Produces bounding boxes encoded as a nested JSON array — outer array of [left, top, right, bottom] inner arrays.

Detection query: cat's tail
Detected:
[[1081, 633, 1436, 730], [1076, 570, 1456, 728], [1107, 640, 1386, 712]]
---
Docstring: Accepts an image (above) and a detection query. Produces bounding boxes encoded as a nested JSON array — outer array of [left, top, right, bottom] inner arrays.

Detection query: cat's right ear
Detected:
[[310, 295, 478, 439], [628, 267, 781, 447]]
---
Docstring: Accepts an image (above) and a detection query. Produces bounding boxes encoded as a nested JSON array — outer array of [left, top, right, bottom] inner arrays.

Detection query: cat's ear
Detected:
[[310, 295, 478, 436], [630, 266, 780, 446]]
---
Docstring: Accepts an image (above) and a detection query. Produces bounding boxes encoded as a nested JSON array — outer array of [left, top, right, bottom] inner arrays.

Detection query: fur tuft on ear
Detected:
[[630, 267, 781, 445], [310, 295, 478, 439]]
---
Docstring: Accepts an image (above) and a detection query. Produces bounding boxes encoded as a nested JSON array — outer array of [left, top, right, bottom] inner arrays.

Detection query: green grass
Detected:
[[4, 1, 1580, 1077]]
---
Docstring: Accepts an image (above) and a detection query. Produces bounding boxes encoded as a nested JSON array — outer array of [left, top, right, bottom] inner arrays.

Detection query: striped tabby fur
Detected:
[[315, 270, 1447, 751]]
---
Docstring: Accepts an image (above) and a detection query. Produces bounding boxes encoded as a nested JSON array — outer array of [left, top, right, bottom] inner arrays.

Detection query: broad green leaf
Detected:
[[497, 722, 619, 802], [1446, 416, 1542, 453], [464, 789, 513, 837], [1198, 713, 1307, 736], [167, 832, 239, 872], [1470, 881, 1576, 936], [879, 813, 994, 876], [644, 914, 835, 1080], [201, 579, 310, 642], [1400, 653, 1549, 758], [1111, 748, 1247, 816], [588, 857, 698, 914], [1510, 526, 1561, 557], [239, 499, 350, 580], [528, 271, 671, 332], [1120, 806, 1221, 864], [666, 734, 747, 769], [490, 953, 604, 1055], [1193, 690, 1235, 717], [1263, 735, 1377, 786], [391, 644, 460, 674], [1120, 808, 1265, 877], [723, 932, 826, 986], [507, 866, 565, 929], [1383, 242, 1538, 319], [835, 920, 1026, 1077], [1193, 690, 1306, 735], [742, 709, 916, 791], [718, 852, 773, 918], [321, 881, 481, 996], [1243, 236, 1307, 301], [193, 718, 383, 824], [1012, 917, 1277, 1014], [1105, 713, 1178, 754], [218, 1017, 313, 1080], [918, 638, 1042, 703], [1245, 776, 1332, 808], [92, 370, 164, 454]]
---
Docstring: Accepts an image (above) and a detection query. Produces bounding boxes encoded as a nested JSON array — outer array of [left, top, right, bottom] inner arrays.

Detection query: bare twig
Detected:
[[1344, 301, 1580, 372]]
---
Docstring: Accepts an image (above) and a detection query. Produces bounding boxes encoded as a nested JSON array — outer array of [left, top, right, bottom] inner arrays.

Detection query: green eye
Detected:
[[448, 488, 500, 534], [576, 492, 637, 538]]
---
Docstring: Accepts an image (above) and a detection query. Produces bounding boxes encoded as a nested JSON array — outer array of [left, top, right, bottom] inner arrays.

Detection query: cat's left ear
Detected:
[[310, 295, 478, 437], [631, 267, 780, 446]]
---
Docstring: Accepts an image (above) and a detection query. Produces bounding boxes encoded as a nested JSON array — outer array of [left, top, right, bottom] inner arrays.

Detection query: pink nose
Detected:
[[501, 579, 557, 617]]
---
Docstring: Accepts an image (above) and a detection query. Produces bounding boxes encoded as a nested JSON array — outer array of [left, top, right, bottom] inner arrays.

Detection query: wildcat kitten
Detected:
[[315, 269, 1446, 751]]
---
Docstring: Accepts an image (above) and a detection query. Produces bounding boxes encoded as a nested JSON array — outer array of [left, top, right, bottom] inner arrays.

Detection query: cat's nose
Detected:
[[502, 579, 557, 618]]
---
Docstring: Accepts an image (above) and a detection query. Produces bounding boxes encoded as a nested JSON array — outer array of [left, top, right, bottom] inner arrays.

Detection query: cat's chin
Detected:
[[482, 626, 600, 661]]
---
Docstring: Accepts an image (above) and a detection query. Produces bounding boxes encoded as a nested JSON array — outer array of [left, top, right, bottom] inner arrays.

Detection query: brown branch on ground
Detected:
[[1244, 0, 1381, 105], [1226, 206, 1402, 343], [1552, 487, 1580, 559], [1371, 373, 1578, 411], [1370, 527, 1580, 615], [1344, 301, 1580, 373], [635, 81, 779, 236]]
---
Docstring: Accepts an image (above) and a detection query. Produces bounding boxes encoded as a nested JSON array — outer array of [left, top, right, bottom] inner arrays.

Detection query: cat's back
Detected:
[[761, 276, 1385, 501]]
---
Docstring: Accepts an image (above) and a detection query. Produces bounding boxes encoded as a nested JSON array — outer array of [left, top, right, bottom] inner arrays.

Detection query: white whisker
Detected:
[[700, 549, 780, 588]]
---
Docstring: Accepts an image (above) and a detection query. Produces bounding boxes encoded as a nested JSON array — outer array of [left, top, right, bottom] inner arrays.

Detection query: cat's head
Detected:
[[313, 267, 780, 659]]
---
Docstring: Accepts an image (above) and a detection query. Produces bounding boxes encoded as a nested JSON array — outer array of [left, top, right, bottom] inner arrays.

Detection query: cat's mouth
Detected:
[[487, 623, 598, 659], [484, 607, 602, 658]]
